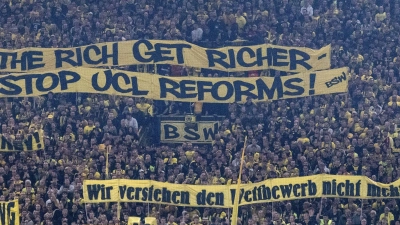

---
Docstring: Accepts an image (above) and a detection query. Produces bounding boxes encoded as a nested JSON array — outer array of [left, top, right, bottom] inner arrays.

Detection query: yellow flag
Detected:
[[231, 136, 248, 225], [148, 105, 154, 117]]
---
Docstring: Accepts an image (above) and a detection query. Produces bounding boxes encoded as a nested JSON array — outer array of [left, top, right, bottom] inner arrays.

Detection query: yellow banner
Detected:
[[0, 200, 19, 225], [83, 175, 400, 207], [0, 131, 44, 152], [0, 40, 330, 73], [161, 120, 220, 143], [0, 67, 348, 103]]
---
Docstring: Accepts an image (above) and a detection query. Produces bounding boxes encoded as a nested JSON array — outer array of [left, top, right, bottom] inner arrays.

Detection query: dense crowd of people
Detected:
[[2, 0, 400, 224]]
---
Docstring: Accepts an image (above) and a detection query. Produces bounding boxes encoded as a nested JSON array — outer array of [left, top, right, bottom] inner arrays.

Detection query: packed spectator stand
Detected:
[[1, 0, 400, 224]]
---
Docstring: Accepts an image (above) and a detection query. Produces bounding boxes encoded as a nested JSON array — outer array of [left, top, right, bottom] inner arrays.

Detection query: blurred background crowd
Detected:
[[1, 0, 400, 224]]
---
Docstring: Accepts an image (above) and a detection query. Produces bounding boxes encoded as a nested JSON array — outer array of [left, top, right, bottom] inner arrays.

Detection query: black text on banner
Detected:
[[0, 67, 348, 103], [0, 40, 331, 73]]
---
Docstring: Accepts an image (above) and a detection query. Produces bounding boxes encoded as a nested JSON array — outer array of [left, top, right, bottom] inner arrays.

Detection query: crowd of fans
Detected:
[[2, 0, 400, 224]]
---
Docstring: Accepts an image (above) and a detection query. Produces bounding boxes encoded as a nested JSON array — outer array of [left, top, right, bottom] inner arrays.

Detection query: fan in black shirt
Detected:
[[132, 205, 146, 222], [300, 211, 318, 225]]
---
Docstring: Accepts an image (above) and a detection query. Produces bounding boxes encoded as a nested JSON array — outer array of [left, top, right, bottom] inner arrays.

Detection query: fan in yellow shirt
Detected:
[[211, 170, 225, 184], [164, 152, 178, 165], [351, 49, 364, 63], [167, 215, 178, 225], [190, 215, 202, 225], [380, 207, 394, 225], [185, 144, 196, 161], [235, 10, 247, 30], [83, 120, 96, 135], [136, 97, 151, 116], [375, 6, 387, 22], [78, 100, 91, 115], [297, 130, 310, 144]]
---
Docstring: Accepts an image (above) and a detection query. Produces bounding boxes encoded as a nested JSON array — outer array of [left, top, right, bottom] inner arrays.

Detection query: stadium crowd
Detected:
[[1, 0, 400, 224]]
